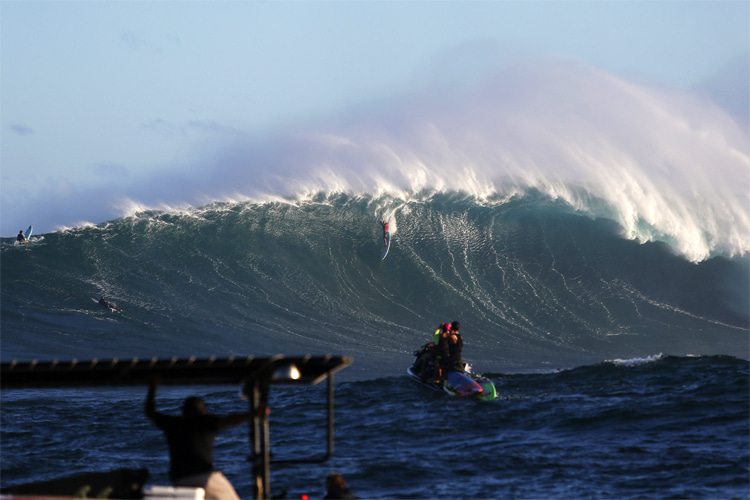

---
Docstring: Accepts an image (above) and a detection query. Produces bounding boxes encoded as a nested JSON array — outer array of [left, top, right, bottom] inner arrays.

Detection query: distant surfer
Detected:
[[16, 230, 27, 243], [379, 219, 389, 245], [98, 296, 122, 312]]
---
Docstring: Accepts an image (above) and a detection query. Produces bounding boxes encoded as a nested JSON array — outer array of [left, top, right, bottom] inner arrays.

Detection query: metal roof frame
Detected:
[[1, 355, 353, 499]]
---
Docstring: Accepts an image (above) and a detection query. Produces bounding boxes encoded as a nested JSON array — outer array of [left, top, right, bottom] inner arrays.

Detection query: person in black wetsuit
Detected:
[[415, 322, 450, 382], [16, 230, 26, 243], [437, 320, 464, 374], [98, 296, 122, 312], [145, 377, 268, 500], [448, 321, 463, 369]]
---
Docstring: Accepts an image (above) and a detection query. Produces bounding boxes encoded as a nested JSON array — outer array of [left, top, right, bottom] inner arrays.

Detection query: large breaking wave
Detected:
[[2, 192, 747, 377], [9, 58, 749, 264]]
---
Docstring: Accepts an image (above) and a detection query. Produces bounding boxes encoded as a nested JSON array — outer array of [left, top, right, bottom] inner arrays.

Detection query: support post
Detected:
[[249, 375, 271, 499], [327, 372, 334, 458]]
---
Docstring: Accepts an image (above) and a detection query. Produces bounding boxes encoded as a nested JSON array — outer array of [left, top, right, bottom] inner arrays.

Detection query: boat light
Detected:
[[272, 363, 301, 381]]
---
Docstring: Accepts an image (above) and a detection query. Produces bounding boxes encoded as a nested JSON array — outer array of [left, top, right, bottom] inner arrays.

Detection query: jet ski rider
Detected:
[[433, 322, 451, 345], [416, 323, 450, 382], [437, 321, 463, 375]]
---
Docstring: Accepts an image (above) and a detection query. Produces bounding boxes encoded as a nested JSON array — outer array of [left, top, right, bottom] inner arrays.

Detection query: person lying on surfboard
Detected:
[[16, 230, 27, 243], [380, 219, 389, 245], [98, 296, 122, 312]]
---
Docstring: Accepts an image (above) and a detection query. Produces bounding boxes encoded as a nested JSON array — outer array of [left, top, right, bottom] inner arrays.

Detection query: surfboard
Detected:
[[23, 225, 32, 240], [444, 371, 484, 397], [381, 232, 391, 260]]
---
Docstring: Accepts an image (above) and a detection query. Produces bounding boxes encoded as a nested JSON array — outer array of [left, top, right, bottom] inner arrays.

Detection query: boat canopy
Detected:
[[1, 354, 352, 389], [1, 354, 352, 499]]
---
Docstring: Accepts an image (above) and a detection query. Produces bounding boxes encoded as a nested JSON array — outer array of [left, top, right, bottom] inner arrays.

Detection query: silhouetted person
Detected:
[[324, 472, 356, 499], [145, 378, 268, 500]]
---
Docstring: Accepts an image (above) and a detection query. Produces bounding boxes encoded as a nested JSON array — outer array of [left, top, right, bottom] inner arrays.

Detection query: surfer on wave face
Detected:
[[380, 219, 388, 245]]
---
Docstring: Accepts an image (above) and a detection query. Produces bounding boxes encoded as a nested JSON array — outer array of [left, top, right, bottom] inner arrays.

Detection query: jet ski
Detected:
[[407, 343, 497, 400]]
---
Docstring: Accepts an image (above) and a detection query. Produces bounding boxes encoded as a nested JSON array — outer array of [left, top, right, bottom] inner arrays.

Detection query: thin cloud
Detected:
[[187, 120, 240, 135], [10, 124, 34, 135], [120, 30, 140, 49], [93, 163, 130, 179], [141, 118, 187, 138], [120, 30, 181, 54]]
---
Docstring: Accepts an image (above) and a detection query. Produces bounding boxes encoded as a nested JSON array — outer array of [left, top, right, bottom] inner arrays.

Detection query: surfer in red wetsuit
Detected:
[[380, 219, 389, 245]]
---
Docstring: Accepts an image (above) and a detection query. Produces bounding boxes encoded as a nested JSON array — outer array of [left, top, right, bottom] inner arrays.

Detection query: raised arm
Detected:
[[218, 405, 270, 430]]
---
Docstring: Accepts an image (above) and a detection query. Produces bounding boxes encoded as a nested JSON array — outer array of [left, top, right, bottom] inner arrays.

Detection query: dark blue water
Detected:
[[2, 194, 748, 498], [2, 356, 747, 499]]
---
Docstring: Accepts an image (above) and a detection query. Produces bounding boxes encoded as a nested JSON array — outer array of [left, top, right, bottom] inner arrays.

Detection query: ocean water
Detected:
[[2, 193, 749, 499]]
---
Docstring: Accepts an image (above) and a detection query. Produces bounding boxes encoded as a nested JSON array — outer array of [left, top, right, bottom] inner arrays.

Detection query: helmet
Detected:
[[441, 323, 451, 332]]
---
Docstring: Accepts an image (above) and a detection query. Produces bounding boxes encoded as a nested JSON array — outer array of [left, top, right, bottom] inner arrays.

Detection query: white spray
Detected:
[[215, 57, 748, 262], [19, 56, 750, 263]]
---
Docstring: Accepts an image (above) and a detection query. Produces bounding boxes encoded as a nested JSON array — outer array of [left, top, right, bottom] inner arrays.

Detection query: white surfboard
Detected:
[[381, 232, 391, 260]]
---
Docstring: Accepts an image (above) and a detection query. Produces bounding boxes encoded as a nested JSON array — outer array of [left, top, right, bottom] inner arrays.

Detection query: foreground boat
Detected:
[[1, 355, 352, 500]]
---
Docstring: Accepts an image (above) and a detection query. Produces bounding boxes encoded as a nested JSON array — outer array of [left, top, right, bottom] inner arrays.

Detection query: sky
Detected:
[[2, 0, 748, 238]]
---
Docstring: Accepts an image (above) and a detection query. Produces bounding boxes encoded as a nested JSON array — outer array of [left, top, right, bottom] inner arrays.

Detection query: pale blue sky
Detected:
[[2, 0, 748, 236]]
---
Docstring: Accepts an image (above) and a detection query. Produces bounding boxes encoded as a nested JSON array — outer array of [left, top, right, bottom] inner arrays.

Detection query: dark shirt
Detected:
[[438, 332, 463, 370], [150, 412, 222, 481], [325, 487, 357, 499], [450, 333, 463, 364], [16, 233, 25, 242]]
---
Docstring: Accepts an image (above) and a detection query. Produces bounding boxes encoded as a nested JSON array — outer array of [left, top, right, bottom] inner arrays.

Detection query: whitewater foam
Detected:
[[608, 354, 666, 367], [205, 58, 750, 262], [13, 58, 748, 263]]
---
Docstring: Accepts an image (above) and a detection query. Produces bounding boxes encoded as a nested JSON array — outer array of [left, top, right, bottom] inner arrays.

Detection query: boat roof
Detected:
[[1, 355, 353, 389]]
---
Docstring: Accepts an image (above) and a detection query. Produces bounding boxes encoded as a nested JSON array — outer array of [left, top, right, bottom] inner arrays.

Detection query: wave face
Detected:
[[2, 193, 747, 374]]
